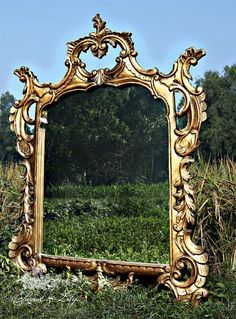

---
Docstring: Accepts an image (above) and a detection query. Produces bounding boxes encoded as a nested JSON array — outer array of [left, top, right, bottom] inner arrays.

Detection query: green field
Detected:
[[43, 183, 169, 263]]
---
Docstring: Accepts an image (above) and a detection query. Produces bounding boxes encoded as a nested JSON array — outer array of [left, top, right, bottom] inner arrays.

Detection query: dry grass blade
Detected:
[[0, 163, 22, 252], [193, 158, 236, 273]]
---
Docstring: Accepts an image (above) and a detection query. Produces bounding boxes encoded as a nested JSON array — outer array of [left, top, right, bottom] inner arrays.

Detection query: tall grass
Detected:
[[0, 163, 22, 218], [193, 158, 236, 273], [0, 163, 22, 254]]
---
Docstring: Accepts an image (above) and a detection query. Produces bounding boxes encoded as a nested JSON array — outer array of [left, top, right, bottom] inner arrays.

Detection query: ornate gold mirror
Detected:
[[9, 14, 208, 305], [42, 86, 169, 264]]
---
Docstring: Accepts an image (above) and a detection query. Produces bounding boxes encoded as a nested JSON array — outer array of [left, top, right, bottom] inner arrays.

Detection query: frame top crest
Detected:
[[67, 13, 136, 60]]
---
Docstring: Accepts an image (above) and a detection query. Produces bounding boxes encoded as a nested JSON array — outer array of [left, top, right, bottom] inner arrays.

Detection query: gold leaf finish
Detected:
[[9, 14, 208, 305]]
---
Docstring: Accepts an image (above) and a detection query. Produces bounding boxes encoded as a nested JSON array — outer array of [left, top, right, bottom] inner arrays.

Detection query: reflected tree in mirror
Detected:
[[43, 86, 169, 263]]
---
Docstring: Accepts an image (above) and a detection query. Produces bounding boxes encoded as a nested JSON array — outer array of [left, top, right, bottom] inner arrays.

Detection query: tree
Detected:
[[0, 92, 17, 163], [197, 65, 236, 160], [44, 86, 168, 186]]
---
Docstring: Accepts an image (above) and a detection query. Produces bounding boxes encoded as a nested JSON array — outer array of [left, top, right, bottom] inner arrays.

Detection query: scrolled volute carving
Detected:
[[66, 13, 135, 73], [159, 252, 208, 305], [178, 47, 206, 95], [8, 224, 35, 271]]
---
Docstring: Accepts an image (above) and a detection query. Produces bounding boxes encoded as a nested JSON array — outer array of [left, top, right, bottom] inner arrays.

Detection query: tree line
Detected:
[[1, 64, 236, 185], [44, 86, 168, 186]]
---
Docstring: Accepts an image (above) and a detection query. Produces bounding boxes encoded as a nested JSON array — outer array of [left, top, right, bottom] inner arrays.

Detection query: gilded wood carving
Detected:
[[8, 14, 208, 305]]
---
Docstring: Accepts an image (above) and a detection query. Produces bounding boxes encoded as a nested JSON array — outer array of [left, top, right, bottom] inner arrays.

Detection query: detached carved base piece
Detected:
[[9, 14, 208, 306]]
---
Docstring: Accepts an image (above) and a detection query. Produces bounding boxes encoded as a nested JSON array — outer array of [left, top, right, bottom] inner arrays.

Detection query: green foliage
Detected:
[[193, 158, 236, 273], [198, 65, 236, 160], [0, 163, 22, 255], [44, 86, 168, 186], [0, 92, 18, 162], [44, 215, 169, 263], [43, 182, 169, 263], [0, 270, 235, 318], [45, 181, 168, 201], [0, 254, 21, 277]]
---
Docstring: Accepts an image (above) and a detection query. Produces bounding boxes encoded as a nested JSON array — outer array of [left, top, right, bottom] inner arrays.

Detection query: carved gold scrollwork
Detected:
[[8, 224, 35, 271], [164, 47, 208, 305], [174, 157, 196, 230], [67, 14, 135, 63], [9, 14, 209, 305], [8, 67, 41, 270]]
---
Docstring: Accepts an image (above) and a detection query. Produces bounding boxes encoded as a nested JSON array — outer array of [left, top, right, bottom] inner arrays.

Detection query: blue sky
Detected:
[[1, 0, 236, 98]]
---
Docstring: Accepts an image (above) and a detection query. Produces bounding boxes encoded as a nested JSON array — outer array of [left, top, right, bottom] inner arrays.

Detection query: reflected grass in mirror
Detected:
[[43, 86, 169, 263]]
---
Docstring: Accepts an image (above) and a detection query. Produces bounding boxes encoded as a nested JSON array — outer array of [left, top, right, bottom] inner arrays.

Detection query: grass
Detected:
[[193, 158, 236, 273], [0, 269, 235, 319], [0, 160, 235, 318], [0, 163, 22, 254], [43, 183, 169, 263], [44, 215, 169, 262]]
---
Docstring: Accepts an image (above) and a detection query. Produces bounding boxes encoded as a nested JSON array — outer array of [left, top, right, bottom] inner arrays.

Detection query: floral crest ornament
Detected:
[[9, 14, 208, 306]]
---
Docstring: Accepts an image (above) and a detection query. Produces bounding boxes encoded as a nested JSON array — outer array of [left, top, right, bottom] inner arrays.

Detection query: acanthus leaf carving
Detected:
[[173, 157, 196, 231]]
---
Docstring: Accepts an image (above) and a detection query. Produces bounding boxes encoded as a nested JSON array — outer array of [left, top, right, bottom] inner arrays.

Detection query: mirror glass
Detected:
[[43, 85, 169, 263]]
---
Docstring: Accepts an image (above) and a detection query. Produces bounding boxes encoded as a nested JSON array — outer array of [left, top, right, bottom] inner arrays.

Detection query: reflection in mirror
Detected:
[[26, 102, 36, 134], [43, 86, 169, 263], [175, 91, 187, 131]]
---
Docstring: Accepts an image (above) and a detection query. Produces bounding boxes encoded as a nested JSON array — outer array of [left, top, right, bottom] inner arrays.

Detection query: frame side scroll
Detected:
[[155, 48, 209, 305], [8, 14, 208, 305]]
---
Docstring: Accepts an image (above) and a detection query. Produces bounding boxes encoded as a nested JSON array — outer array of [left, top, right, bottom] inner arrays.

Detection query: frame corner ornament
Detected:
[[9, 14, 209, 304]]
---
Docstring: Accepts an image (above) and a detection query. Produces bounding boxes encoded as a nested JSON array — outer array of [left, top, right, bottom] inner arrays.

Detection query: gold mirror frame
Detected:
[[8, 14, 208, 305]]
